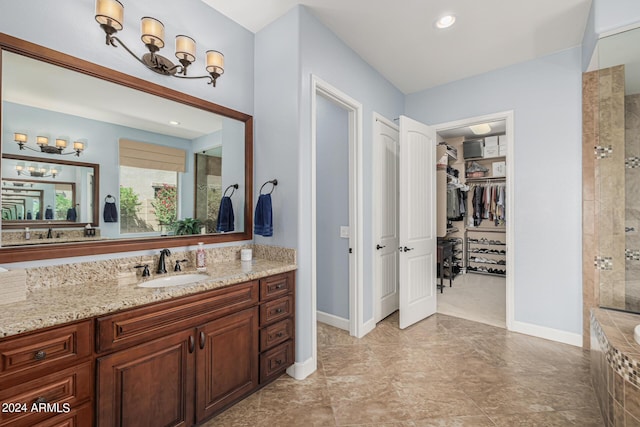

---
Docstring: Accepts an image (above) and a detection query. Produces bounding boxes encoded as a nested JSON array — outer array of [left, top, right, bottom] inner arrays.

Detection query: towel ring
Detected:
[[223, 184, 239, 198], [105, 195, 116, 203], [259, 179, 278, 195]]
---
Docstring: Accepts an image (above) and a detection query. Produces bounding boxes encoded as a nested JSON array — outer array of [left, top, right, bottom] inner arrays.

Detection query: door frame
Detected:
[[310, 75, 365, 366], [372, 112, 399, 323], [432, 110, 515, 330]]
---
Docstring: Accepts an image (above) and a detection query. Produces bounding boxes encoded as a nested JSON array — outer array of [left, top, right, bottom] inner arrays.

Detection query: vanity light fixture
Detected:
[[14, 133, 85, 156], [95, 0, 225, 87], [15, 162, 60, 179]]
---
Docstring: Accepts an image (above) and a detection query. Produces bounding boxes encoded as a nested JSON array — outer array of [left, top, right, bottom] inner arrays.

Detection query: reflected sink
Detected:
[[138, 273, 210, 288]]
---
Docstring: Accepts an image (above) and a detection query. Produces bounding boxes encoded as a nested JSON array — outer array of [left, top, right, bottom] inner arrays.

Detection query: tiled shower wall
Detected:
[[626, 93, 640, 311]]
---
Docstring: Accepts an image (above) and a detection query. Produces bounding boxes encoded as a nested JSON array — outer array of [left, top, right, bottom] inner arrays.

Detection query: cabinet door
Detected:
[[196, 307, 258, 422], [96, 329, 195, 427]]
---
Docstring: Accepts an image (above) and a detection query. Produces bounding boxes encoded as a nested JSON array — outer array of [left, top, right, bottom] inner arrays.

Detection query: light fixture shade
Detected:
[[141, 17, 165, 50], [205, 50, 224, 75], [55, 139, 68, 149], [15, 162, 25, 172], [435, 15, 456, 29], [14, 132, 27, 143], [36, 136, 49, 146], [470, 123, 492, 135], [95, 0, 124, 31], [28, 164, 37, 173], [51, 166, 60, 175], [73, 141, 85, 151], [175, 35, 196, 63]]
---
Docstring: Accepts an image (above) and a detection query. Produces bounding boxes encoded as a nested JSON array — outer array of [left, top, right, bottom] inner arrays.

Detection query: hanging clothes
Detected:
[[471, 182, 506, 226]]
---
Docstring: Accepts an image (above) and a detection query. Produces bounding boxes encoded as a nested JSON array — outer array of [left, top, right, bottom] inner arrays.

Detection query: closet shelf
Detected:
[[464, 155, 506, 161], [466, 176, 506, 182]]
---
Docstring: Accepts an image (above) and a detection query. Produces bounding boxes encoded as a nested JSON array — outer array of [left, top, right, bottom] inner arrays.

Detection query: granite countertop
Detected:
[[0, 258, 296, 338]]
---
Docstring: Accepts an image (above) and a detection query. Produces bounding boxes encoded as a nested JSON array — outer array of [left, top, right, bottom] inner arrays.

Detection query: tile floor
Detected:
[[204, 313, 604, 426]]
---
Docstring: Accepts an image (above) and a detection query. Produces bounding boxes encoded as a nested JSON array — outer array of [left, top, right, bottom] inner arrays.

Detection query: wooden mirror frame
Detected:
[[0, 33, 253, 262], [1, 153, 99, 228]]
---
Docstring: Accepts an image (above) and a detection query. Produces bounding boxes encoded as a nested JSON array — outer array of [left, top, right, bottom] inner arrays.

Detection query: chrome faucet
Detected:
[[46, 228, 53, 239], [157, 249, 171, 274]]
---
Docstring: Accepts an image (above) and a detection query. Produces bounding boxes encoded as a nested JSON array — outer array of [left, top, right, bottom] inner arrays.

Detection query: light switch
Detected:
[[340, 226, 350, 238]]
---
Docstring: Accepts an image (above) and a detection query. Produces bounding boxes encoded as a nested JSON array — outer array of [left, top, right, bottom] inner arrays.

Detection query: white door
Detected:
[[398, 115, 437, 329], [374, 117, 400, 321]]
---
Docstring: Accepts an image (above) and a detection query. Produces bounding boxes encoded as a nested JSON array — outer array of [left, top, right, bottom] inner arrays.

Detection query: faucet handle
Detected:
[[174, 259, 188, 272], [135, 264, 150, 277]]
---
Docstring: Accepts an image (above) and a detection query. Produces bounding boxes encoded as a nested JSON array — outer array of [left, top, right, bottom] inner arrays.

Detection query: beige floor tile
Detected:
[[206, 313, 604, 427]]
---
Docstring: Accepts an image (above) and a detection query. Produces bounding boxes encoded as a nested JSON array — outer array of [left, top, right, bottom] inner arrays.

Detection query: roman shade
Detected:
[[119, 139, 186, 172]]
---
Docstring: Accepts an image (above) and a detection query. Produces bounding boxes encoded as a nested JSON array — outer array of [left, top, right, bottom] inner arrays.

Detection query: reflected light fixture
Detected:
[[15, 162, 60, 179], [95, 0, 225, 87], [469, 123, 492, 135], [435, 15, 456, 29], [14, 133, 85, 156]]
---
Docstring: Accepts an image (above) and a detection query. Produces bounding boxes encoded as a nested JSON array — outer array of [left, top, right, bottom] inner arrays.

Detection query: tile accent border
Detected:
[[595, 256, 614, 271]]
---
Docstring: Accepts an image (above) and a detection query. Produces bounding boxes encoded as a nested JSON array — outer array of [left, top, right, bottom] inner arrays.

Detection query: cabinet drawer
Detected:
[[31, 403, 92, 427], [260, 340, 293, 383], [97, 280, 258, 352], [260, 318, 293, 351], [0, 361, 92, 427], [259, 272, 293, 301], [260, 295, 293, 326], [0, 321, 91, 379]]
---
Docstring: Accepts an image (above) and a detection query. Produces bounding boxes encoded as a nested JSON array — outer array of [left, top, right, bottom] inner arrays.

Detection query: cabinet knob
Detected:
[[199, 331, 206, 350], [34, 397, 47, 405], [274, 308, 283, 314], [34, 350, 47, 361], [275, 283, 284, 289], [275, 332, 284, 338]]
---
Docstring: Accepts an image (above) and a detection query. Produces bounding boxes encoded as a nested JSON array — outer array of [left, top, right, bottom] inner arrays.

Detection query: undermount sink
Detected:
[[138, 273, 210, 288]]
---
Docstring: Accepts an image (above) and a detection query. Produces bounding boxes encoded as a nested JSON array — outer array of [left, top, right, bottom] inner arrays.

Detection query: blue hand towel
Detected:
[[66, 207, 77, 221], [254, 194, 273, 237], [215, 196, 235, 232], [45, 207, 54, 220]]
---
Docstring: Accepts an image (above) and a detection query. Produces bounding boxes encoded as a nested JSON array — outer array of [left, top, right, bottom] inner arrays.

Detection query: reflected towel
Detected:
[[66, 207, 77, 221], [215, 196, 235, 232], [254, 194, 273, 237], [26, 211, 32, 220], [45, 208, 54, 220], [103, 201, 118, 223]]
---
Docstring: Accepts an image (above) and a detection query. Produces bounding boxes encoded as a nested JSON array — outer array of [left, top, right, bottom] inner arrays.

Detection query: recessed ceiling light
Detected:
[[435, 15, 456, 29], [470, 123, 492, 135], [169, 120, 180, 126]]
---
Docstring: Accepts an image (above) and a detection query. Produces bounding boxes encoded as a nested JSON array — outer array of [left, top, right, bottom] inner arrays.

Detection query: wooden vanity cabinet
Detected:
[[0, 320, 93, 427], [258, 272, 295, 384], [96, 279, 270, 426]]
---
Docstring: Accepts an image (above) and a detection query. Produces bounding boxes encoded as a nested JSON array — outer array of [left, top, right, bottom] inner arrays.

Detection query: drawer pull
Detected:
[[275, 332, 284, 338], [188, 335, 195, 353], [274, 308, 283, 314], [34, 397, 48, 405], [34, 350, 47, 361], [199, 331, 206, 349], [275, 359, 283, 366], [275, 283, 284, 289]]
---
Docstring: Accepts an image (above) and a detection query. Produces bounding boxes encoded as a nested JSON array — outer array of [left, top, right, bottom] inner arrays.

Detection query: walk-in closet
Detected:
[[435, 119, 508, 328]]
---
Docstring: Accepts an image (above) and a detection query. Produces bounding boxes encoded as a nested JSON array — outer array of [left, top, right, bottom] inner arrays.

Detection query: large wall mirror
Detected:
[[0, 33, 253, 262]]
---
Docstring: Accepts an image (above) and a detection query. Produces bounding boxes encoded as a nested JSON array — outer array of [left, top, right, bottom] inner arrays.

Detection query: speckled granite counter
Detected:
[[0, 245, 296, 338]]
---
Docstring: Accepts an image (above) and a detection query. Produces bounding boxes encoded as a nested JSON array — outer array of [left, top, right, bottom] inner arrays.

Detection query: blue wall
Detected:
[[406, 47, 584, 336], [316, 94, 349, 320]]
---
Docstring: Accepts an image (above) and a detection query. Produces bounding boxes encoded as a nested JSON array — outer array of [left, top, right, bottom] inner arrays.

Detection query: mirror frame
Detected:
[[0, 33, 253, 262], [1, 153, 100, 229]]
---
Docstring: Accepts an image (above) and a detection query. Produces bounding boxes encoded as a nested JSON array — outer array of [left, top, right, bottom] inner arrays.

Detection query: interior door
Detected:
[[398, 115, 437, 329], [375, 117, 400, 321]]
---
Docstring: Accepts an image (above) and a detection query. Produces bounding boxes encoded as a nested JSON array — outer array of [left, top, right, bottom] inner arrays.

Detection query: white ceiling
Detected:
[[201, 0, 592, 94]]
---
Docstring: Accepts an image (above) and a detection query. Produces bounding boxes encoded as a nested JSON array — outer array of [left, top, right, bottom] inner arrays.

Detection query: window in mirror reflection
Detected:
[[195, 148, 222, 233], [119, 166, 178, 235]]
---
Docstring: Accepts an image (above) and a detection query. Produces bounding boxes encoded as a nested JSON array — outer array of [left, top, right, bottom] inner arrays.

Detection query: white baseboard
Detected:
[[511, 320, 582, 347], [317, 311, 349, 331], [358, 317, 376, 338], [286, 356, 316, 380]]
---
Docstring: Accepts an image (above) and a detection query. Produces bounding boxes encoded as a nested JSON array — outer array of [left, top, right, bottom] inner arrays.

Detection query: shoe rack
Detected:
[[465, 229, 506, 276]]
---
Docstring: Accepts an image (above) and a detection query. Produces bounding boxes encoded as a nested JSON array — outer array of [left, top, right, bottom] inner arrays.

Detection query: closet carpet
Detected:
[[203, 313, 603, 426], [437, 273, 506, 329]]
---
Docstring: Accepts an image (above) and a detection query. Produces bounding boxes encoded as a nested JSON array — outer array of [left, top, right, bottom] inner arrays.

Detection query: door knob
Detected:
[[376, 244, 386, 250], [403, 246, 414, 252]]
